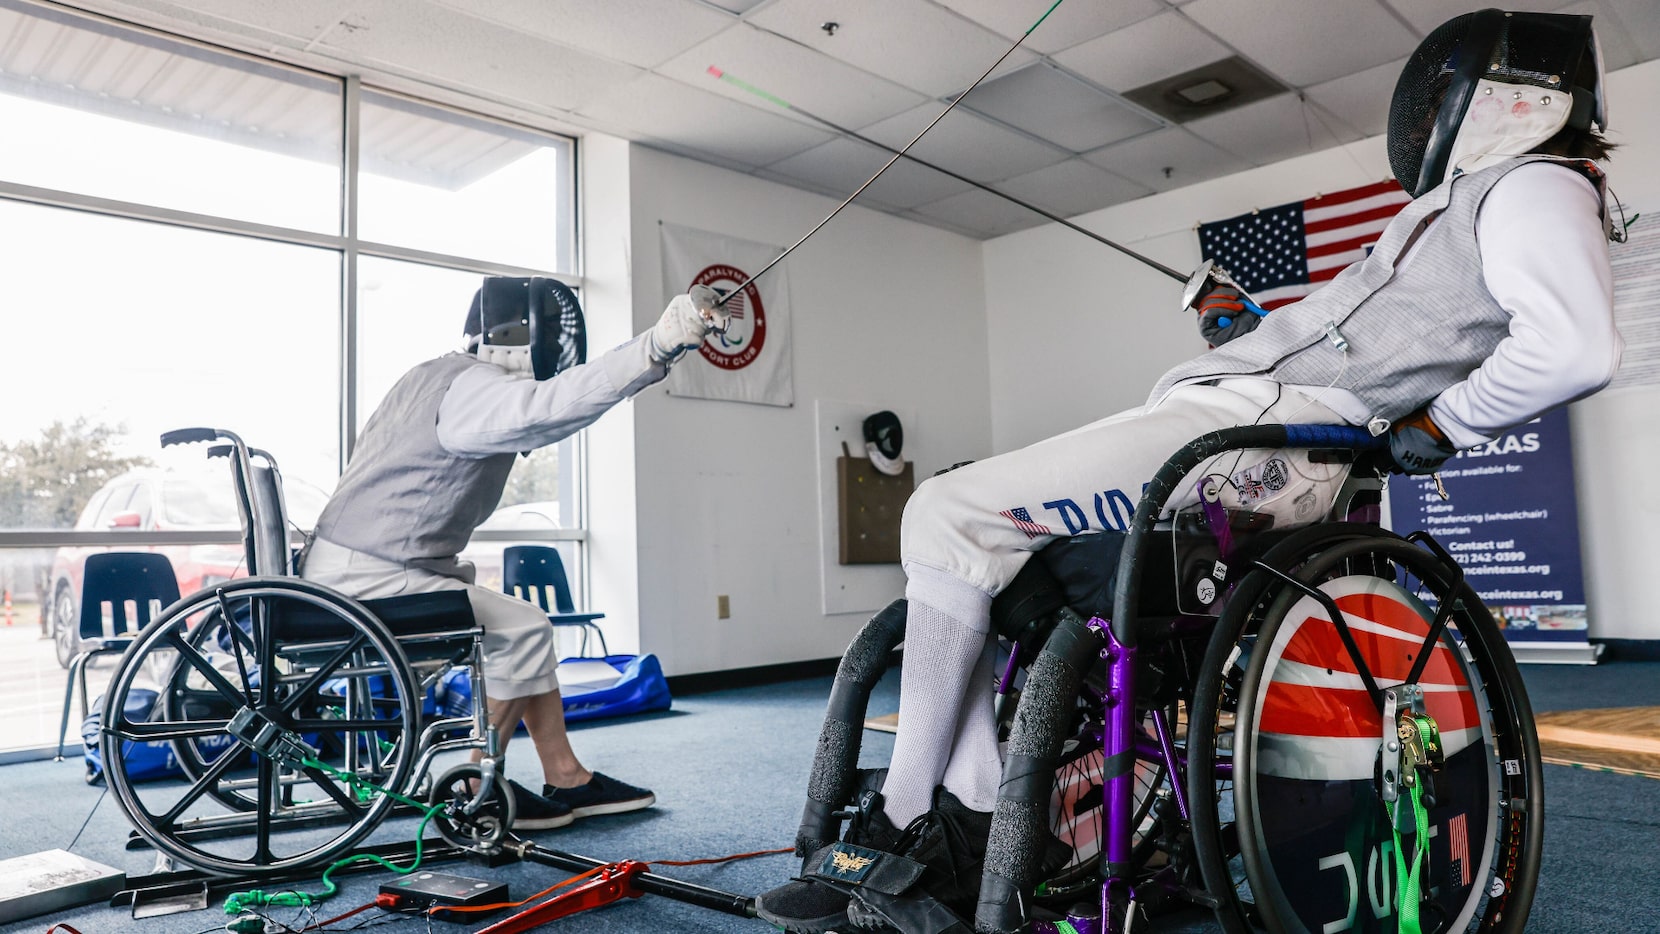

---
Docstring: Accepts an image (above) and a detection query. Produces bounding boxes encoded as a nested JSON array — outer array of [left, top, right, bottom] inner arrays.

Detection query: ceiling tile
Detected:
[[575, 72, 832, 166], [1558, 0, 1643, 70], [428, 0, 735, 69], [746, 0, 1038, 97], [763, 137, 975, 209], [1182, 0, 1419, 87], [85, 0, 351, 43], [703, 0, 768, 12], [1083, 126, 1251, 191], [994, 158, 1152, 217], [961, 63, 1162, 152], [1186, 92, 1357, 166], [910, 188, 1048, 238], [1385, 0, 1579, 34], [1604, 0, 1660, 59], [933, 0, 1166, 55], [657, 23, 926, 129], [1053, 11, 1230, 92], [1303, 56, 1405, 139], [317, 0, 642, 112], [859, 103, 1069, 182]]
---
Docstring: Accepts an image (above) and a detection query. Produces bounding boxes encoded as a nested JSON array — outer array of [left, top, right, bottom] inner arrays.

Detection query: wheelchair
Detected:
[[98, 428, 514, 876], [798, 424, 1542, 934]]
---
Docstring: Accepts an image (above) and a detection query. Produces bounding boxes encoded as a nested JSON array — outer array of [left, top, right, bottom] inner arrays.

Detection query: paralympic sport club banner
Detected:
[[660, 220, 794, 407], [1386, 408, 1591, 652]]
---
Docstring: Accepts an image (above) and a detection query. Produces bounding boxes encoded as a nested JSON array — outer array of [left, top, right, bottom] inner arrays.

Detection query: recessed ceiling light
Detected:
[[1175, 79, 1232, 105]]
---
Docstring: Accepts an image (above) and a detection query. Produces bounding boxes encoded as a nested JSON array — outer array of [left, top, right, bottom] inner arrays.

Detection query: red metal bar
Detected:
[[475, 861, 647, 934]]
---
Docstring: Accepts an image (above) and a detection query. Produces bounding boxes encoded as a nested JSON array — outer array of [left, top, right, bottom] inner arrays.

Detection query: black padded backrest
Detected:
[[247, 461, 291, 577], [270, 590, 475, 642]]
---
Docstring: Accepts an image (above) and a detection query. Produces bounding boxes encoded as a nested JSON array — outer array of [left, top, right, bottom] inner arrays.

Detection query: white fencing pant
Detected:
[[883, 379, 1351, 822], [301, 538, 558, 701], [901, 379, 1351, 595]]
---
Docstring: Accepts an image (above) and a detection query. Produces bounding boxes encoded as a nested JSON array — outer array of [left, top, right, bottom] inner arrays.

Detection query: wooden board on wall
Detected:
[[838, 455, 913, 564]]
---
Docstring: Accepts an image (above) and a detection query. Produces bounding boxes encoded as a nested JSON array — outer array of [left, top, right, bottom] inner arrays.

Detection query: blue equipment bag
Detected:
[[437, 654, 672, 724], [82, 689, 241, 784]]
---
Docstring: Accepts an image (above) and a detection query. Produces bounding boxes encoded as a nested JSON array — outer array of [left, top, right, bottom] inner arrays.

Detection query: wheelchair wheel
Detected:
[[103, 577, 421, 876], [428, 763, 516, 852], [1187, 525, 1542, 934]]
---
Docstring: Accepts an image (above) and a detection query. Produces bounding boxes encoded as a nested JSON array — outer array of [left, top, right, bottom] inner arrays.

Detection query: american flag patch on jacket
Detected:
[[999, 507, 1052, 539]]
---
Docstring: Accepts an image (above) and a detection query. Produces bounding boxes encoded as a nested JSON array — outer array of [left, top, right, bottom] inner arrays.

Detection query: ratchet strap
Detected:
[[1390, 710, 1442, 934]]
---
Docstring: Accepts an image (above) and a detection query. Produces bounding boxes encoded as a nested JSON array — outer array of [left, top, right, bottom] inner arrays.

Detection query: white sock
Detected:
[[883, 565, 992, 828], [940, 639, 1002, 813]]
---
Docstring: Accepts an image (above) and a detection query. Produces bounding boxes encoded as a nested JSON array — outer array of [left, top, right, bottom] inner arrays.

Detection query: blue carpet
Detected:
[[0, 662, 1654, 932]]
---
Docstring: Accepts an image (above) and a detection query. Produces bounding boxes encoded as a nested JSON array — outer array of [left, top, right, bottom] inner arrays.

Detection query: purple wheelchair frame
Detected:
[[978, 423, 1387, 934]]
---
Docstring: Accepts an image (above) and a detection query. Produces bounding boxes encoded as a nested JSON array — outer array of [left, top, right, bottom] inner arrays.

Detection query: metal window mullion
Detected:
[[341, 74, 361, 470], [355, 240, 584, 285], [0, 179, 349, 251]]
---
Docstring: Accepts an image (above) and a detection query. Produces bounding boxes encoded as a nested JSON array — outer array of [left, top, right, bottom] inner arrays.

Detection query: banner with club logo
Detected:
[[659, 221, 794, 407]]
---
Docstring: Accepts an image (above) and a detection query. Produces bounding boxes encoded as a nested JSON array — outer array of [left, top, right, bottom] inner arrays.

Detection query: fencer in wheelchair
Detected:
[[99, 277, 729, 876], [760, 10, 1619, 934]]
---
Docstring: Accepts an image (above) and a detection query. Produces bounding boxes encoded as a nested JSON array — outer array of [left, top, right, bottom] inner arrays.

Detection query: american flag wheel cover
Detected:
[[1233, 575, 1500, 934]]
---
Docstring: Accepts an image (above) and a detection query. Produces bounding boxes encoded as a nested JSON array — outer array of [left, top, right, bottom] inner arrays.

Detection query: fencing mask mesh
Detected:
[[464, 277, 587, 381]]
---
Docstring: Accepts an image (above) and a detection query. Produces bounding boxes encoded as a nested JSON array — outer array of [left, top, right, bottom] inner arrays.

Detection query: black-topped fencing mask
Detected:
[[463, 277, 587, 380], [1388, 9, 1605, 197]]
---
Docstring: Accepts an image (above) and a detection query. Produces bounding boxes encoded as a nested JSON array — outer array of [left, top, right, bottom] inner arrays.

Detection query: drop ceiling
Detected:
[[37, 0, 1660, 239]]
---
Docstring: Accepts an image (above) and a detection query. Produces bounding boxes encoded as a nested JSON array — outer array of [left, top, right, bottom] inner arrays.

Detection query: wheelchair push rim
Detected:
[[102, 576, 421, 876]]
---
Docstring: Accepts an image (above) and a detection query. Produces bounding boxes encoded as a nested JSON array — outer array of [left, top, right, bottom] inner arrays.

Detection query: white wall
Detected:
[[982, 59, 1660, 642], [600, 146, 992, 675]]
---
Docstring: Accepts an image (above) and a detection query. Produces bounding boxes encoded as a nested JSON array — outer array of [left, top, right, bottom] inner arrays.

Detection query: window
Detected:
[[0, 0, 583, 755]]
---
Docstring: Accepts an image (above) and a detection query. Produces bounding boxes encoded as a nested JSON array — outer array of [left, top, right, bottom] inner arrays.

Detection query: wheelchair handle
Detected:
[[159, 427, 224, 448], [1109, 424, 1386, 648]]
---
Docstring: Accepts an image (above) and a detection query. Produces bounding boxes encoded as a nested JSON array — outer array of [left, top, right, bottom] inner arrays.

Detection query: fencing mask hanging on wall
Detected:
[[863, 411, 905, 477]]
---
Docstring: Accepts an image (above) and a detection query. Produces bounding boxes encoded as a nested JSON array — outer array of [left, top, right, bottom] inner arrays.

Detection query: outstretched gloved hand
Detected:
[[1197, 286, 1265, 346], [649, 284, 728, 364], [1389, 408, 1457, 475]]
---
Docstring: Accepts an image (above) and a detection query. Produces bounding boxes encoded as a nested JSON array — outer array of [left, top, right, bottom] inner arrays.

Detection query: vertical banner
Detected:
[[659, 221, 794, 407], [1386, 408, 1596, 662]]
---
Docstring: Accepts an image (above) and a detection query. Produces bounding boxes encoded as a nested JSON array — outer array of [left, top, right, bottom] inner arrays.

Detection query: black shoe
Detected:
[[544, 772, 655, 818], [505, 778, 574, 830], [844, 788, 991, 932], [756, 779, 902, 933]]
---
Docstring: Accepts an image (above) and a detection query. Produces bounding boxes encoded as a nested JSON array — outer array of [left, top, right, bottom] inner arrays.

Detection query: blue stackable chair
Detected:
[[502, 545, 609, 658], [56, 551, 180, 759]]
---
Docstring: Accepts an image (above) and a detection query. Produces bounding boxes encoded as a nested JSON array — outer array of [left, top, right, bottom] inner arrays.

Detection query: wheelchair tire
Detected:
[[103, 577, 421, 876], [429, 762, 516, 852], [1187, 526, 1542, 934]]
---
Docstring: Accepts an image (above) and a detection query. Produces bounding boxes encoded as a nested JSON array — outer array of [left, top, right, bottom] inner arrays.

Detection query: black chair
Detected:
[[56, 551, 180, 759], [502, 544, 609, 658]]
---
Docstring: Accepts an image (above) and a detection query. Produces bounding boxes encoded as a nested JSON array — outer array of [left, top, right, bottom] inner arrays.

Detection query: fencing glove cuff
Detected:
[[1389, 408, 1457, 475]]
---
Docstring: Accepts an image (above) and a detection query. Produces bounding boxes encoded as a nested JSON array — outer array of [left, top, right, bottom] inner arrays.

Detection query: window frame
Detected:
[[0, 6, 589, 554]]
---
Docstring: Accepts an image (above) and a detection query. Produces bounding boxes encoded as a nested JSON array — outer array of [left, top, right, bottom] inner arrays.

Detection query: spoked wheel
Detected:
[[1188, 525, 1541, 934], [428, 763, 516, 852], [103, 577, 420, 875]]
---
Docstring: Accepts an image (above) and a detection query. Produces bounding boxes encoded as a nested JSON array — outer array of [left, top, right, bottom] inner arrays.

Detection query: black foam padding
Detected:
[[796, 599, 907, 855], [979, 616, 1098, 930]]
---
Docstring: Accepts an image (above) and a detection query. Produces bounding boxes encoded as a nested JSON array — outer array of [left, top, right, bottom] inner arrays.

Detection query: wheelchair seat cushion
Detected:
[[273, 590, 477, 641]]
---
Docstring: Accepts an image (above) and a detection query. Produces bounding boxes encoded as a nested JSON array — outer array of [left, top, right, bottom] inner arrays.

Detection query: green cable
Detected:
[[222, 757, 449, 914], [1389, 715, 1436, 934]]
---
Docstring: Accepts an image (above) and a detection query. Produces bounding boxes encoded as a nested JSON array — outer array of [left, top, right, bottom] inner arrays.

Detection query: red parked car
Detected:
[[46, 469, 329, 667]]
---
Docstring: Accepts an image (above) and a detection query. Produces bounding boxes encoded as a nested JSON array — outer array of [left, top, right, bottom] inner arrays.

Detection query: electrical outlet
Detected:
[[717, 595, 730, 619]]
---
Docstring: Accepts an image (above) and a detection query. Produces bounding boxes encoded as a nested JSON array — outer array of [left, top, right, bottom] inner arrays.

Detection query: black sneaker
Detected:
[[543, 772, 655, 818], [844, 788, 991, 931], [756, 778, 902, 933], [505, 778, 574, 830]]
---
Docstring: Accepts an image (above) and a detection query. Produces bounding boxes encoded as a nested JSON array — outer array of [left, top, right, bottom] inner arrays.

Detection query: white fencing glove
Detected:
[[649, 285, 728, 364]]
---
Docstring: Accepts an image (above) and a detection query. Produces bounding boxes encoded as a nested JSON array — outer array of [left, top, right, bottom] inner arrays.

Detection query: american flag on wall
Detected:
[[1197, 179, 1412, 310]]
